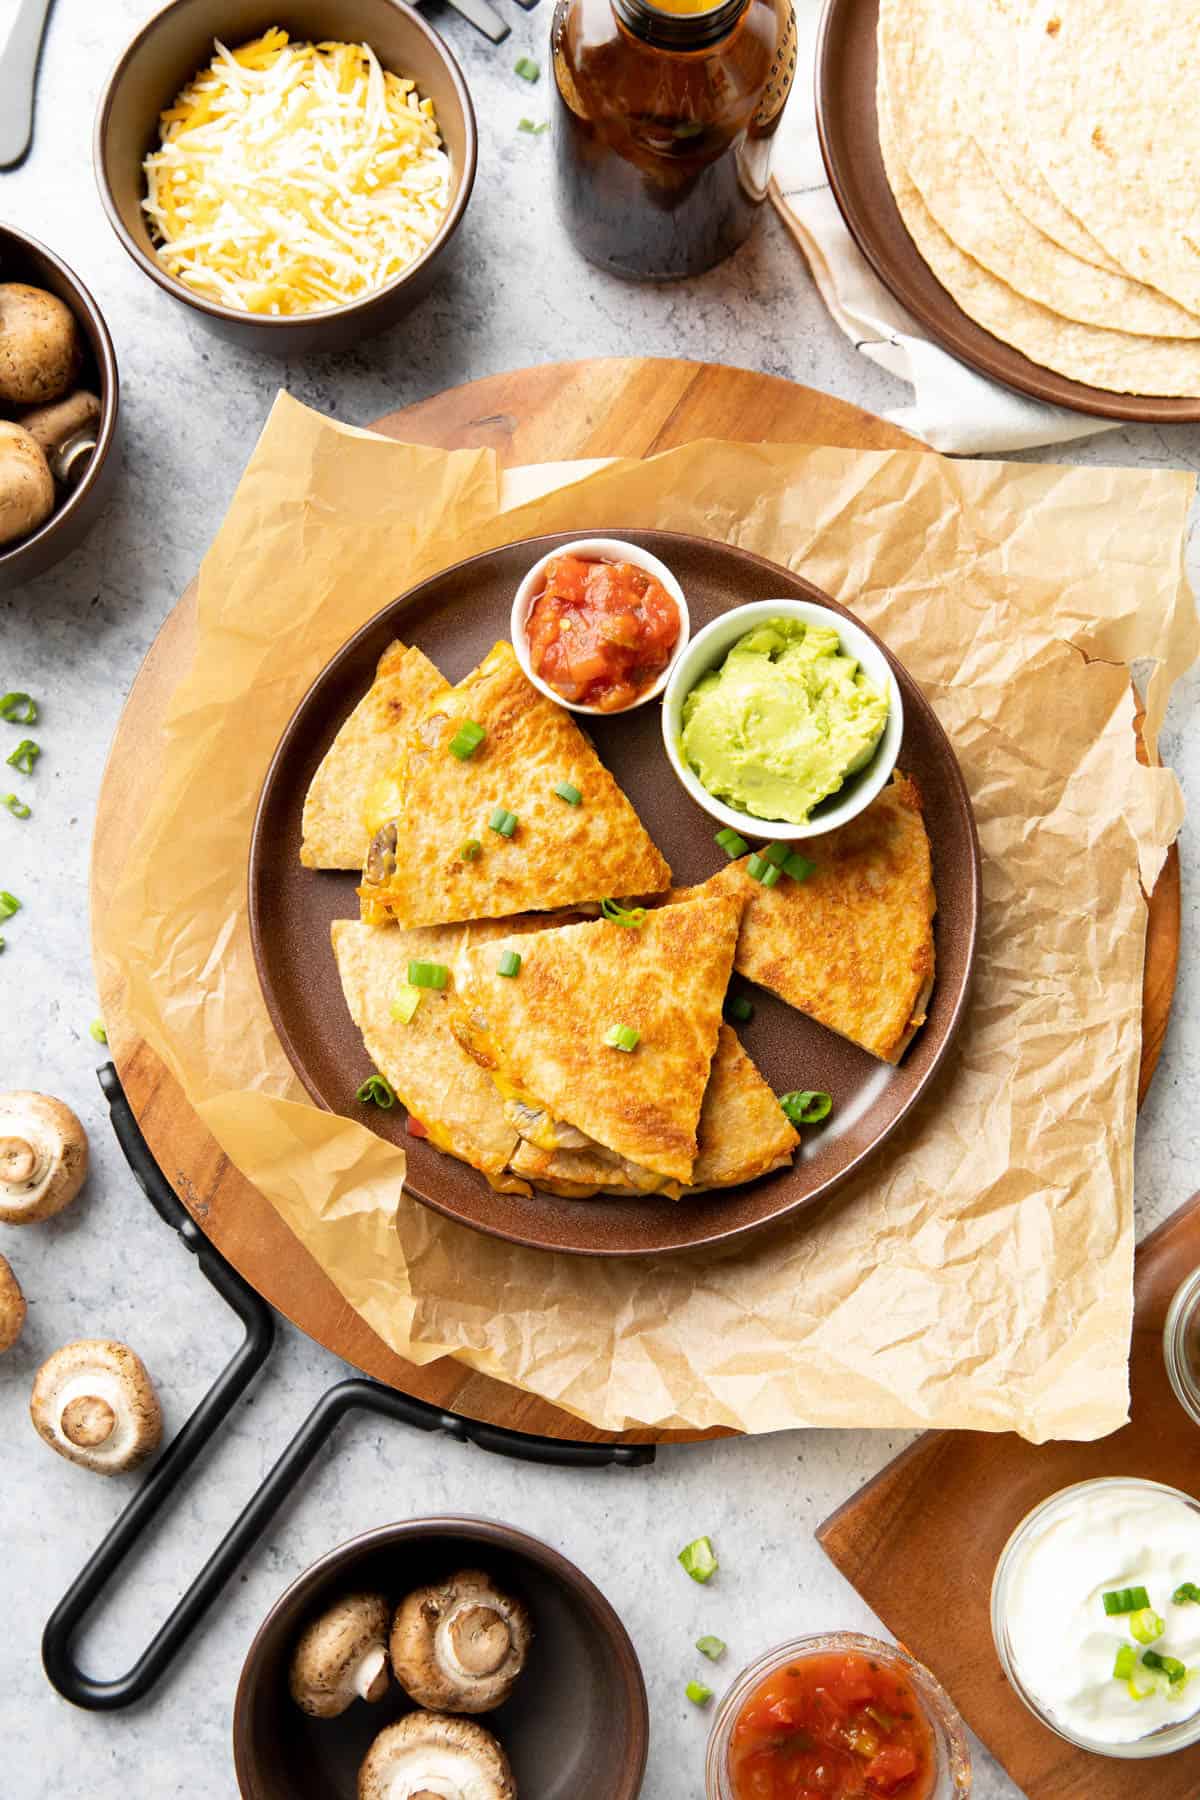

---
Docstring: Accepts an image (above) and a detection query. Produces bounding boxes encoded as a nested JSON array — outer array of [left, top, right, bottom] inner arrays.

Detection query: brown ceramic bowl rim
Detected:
[[231, 1515, 651, 1798], [0, 223, 120, 571], [92, 0, 478, 333]]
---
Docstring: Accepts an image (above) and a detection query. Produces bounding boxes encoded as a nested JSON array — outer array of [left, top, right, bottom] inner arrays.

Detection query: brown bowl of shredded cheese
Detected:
[[94, 0, 476, 353]]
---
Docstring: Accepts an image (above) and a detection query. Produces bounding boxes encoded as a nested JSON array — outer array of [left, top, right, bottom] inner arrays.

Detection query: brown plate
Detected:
[[249, 528, 980, 1258], [814, 0, 1200, 424], [232, 1517, 649, 1800]]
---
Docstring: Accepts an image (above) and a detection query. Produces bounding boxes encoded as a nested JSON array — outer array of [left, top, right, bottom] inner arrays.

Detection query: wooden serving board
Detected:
[[90, 356, 1180, 1447], [818, 1193, 1200, 1799]]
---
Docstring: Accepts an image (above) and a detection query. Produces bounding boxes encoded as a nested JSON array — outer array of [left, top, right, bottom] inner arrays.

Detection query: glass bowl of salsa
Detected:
[[511, 536, 689, 714], [705, 1633, 972, 1800]]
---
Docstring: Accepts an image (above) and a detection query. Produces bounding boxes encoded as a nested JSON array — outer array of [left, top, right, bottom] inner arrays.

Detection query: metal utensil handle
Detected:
[[0, 0, 54, 170], [42, 1066, 651, 1710]]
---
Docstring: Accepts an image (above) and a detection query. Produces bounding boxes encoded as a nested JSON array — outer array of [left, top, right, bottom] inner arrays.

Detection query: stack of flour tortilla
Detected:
[[877, 0, 1200, 396]]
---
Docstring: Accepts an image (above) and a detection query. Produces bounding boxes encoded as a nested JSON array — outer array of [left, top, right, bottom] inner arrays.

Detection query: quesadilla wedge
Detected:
[[302, 642, 450, 870], [673, 772, 936, 1064], [455, 893, 743, 1187], [358, 641, 672, 928], [508, 1024, 799, 1197]]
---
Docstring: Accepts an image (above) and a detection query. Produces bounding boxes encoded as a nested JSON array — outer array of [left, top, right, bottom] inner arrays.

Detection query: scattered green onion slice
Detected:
[[6, 738, 39, 774], [0, 692, 36, 724], [89, 1018, 108, 1044], [1127, 1667, 1163, 1702], [0, 937, 5, 953], [514, 53, 540, 79], [725, 992, 754, 1023], [763, 841, 791, 867], [0, 891, 20, 920], [2, 793, 30, 819], [1129, 1608, 1166, 1645], [518, 117, 549, 134], [356, 1073, 396, 1107], [408, 960, 449, 990], [779, 1089, 833, 1127], [1103, 1587, 1150, 1616], [1173, 1583, 1200, 1605], [489, 807, 518, 838], [746, 854, 782, 887], [461, 838, 482, 862], [391, 986, 422, 1024], [784, 852, 816, 882], [498, 950, 522, 978], [600, 897, 648, 928], [678, 1536, 718, 1583], [604, 1023, 640, 1052], [696, 1635, 726, 1662], [715, 827, 749, 858], [685, 1681, 713, 1707], [449, 719, 486, 760], [554, 781, 582, 805], [1142, 1650, 1187, 1683], [1113, 1645, 1137, 1681]]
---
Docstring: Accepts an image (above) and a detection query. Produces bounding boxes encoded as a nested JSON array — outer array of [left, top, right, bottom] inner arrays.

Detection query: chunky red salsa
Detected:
[[526, 554, 680, 712], [728, 1651, 936, 1800]]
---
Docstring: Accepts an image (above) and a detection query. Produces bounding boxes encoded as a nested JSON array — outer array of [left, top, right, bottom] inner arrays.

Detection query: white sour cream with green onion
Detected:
[[1005, 1486, 1200, 1744]]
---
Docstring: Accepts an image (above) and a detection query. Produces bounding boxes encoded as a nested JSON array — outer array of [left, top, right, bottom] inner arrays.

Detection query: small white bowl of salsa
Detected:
[[511, 537, 689, 714]]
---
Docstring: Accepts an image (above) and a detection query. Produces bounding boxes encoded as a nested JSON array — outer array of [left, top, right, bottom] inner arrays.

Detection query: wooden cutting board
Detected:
[[90, 355, 1180, 1447], [817, 1193, 1200, 1799]]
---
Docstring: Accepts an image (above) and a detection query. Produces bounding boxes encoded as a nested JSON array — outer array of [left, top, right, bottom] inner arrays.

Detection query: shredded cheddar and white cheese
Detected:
[[142, 29, 451, 316]]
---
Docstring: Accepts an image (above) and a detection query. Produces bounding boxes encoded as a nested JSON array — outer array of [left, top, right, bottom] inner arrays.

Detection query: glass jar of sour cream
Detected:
[[992, 1478, 1200, 1758]]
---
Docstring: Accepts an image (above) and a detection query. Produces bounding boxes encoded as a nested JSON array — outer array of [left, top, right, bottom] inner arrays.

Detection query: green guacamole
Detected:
[[680, 619, 888, 825]]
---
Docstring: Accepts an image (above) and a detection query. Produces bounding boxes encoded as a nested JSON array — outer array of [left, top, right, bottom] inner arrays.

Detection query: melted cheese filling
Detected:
[[142, 29, 450, 316]]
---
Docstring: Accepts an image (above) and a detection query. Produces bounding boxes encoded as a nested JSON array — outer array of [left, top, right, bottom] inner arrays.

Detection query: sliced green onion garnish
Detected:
[[498, 950, 522, 978], [1113, 1645, 1137, 1681], [514, 53, 540, 79], [604, 1023, 640, 1051], [2, 793, 30, 819], [763, 841, 790, 867], [355, 1073, 396, 1107], [6, 739, 39, 775], [678, 1536, 717, 1583], [1129, 1608, 1166, 1645], [746, 854, 781, 887], [517, 117, 549, 133], [784, 852, 816, 882], [1142, 1650, 1187, 1683], [449, 719, 486, 760], [696, 1635, 725, 1661], [779, 1089, 833, 1127], [1173, 1583, 1200, 1605], [391, 986, 422, 1024], [488, 807, 518, 837], [554, 781, 582, 805], [0, 891, 20, 921], [0, 938, 5, 953], [600, 897, 648, 928], [724, 992, 753, 1023], [1103, 1587, 1150, 1616], [865, 1705, 898, 1734], [461, 838, 482, 861], [685, 1680, 713, 1706], [0, 692, 36, 724], [408, 960, 449, 990], [1127, 1667, 1163, 1702], [715, 827, 749, 858], [89, 1018, 108, 1044]]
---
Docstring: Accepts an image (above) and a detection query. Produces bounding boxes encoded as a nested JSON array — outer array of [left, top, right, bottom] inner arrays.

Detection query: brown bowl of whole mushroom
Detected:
[[233, 1518, 649, 1800], [0, 223, 119, 589]]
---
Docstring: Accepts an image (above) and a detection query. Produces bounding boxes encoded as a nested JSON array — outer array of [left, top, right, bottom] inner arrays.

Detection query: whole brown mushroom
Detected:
[[20, 390, 101, 486], [391, 1570, 532, 1714], [358, 1712, 515, 1800], [0, 1254, 26, 1351], [0, 1092, 88, 1222], [289, 1592, 392, 1718], [0, 283, 81, 407], [30, 1339, 163, 1474], [0, 422, 55, 548]]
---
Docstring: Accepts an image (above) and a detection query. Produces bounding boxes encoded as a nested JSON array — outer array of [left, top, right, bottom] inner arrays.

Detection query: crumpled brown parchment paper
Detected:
[[95, 393, 1198, 1442]]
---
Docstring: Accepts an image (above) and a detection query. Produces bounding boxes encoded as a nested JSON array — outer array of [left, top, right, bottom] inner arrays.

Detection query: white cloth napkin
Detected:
[[769, 1, 1122, 455]]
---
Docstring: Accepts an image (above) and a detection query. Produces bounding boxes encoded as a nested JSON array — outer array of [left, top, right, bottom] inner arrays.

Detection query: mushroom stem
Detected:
[[61, 1394, 117, 1449], [0, 1135, 36, 1182], [446, 1606, 512, 1678], [355, 1644, 390, 1703]]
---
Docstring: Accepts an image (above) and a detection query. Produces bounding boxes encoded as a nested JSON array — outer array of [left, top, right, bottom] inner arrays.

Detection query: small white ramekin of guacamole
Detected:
[[680, 617, 890, 825]]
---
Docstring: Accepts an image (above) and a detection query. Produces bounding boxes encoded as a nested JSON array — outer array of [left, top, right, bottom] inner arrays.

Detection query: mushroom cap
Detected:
[[30, 1339, 163, 1475], [0, 1091, 89, 1223], [0, 421, 55, 548], [0, 283, 81, 408], [0, 1254, 26, 1352], [19, 390, 101, 484], [289, 1592, 392, 1718], [358, 1712, 515, 1800], [390, 1570, 533, 1715]]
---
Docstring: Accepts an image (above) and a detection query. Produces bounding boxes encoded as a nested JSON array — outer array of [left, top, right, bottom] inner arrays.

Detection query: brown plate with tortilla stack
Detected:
[[816, 0, 1200, 421], [249, 528, 979, 1258]]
